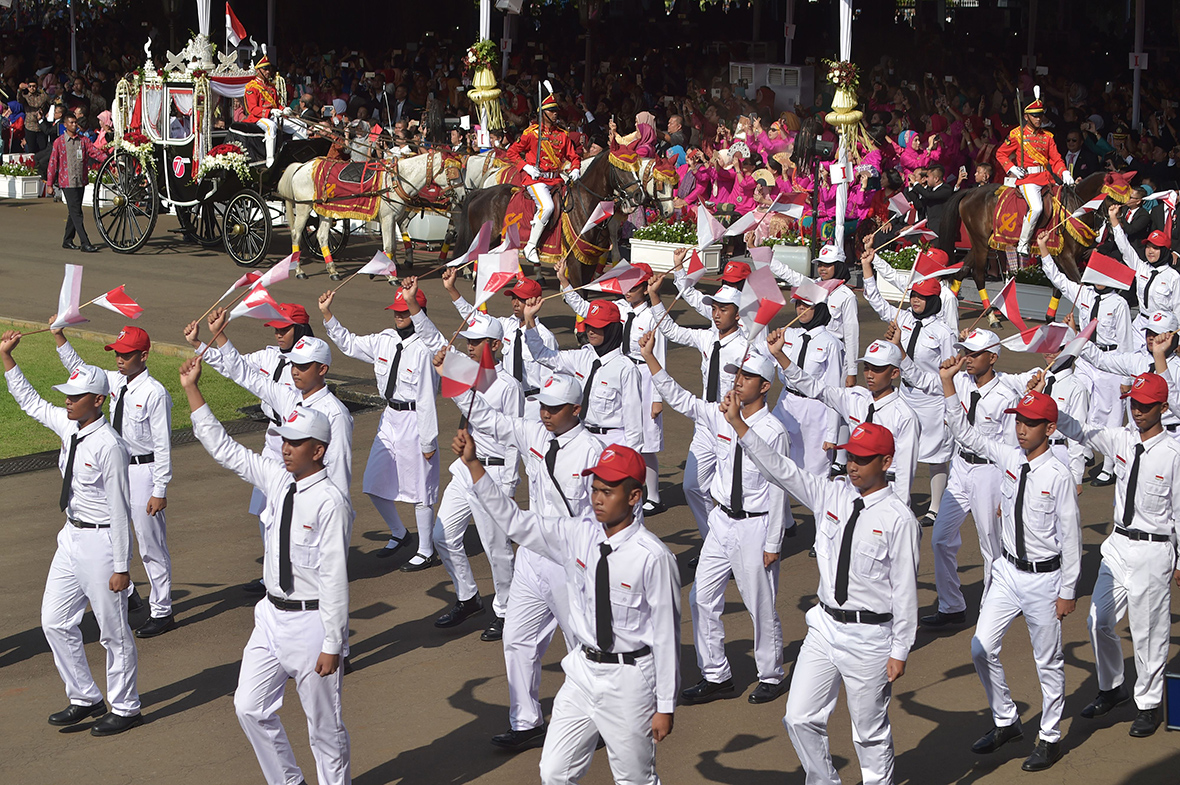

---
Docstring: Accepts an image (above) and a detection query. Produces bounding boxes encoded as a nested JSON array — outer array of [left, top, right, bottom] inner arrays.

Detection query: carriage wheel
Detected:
[[302, 214, 351, 260], [223, 190, 272, 267], [176, 201, 225, 248], [92, 152, 158, 253]]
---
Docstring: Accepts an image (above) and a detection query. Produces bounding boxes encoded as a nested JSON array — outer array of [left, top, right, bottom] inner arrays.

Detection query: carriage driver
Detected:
[[245, 55, 307, 168], [995, 90, 1072, 256], [506, 92, 582, 267]]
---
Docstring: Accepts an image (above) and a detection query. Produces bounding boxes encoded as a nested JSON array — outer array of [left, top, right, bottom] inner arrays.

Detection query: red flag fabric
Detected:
[[579, 202, 614, 236], [1051, 320, 1098, 372], [913, 250, 962, 279], [217, 271, 262, 303], [888, 192, 917, 222], [473, 250, 522, 309], [257, 254, 295, 288], [737, 264, 786, 336], [1081, 251, 1135, 291], [229, 284, 289, 324], [685, 249, 707, 286], [897, 218, 937, 243], [226, 2, 247, 47], [91, 285, 143, 319], [438, 350, 481, 398], [589, 262, 648, 295], [357, 251, 397, 277], [1001, 322, 1070, 353], [989, 278, 1028, 332]]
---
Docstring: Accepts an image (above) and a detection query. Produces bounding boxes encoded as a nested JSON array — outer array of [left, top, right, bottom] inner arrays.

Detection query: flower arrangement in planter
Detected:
[[757, 229, 807, 248], [631, 219, 698, 245], [879, 244, 921, 271], [117, 130, 155, 172], [0, 162, 37, 177], [196, 142, 250, 183]]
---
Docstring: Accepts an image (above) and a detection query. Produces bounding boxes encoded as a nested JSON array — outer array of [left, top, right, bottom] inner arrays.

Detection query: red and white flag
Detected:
[[888, 192, 917, 222], [357, 250, 397, 277], [1081, 251, 1135, 291], [91, 285, 143, 319], [588, 262, 648, 295], [579, 201, 614, 236], [474, 340, 497, 394], [437, 350, 481, 398], [226, 2, 247, 47], [257, 254, 295, 288], [897, 218, 937, 243], [696, 203, 725, 251], [1001, 322, 1070, 353], [473, 250, 522, 309], [51, 264, 88, 329], [448, 221, 493, 268], [737, 264, 786, 337], [217, 271, 262, 304], [748, 245, 774, 265], [229, 285, 289, 324], [989, 278, 1027, 331], [1051, 320, 1098, 372], [685, 249, 707, 286], [724, 210, 763, 238], [1070, 196, 1106, 218], [913, 250, 962, 280], [491, 221, 522, 253], [791, 278, 830, 305]]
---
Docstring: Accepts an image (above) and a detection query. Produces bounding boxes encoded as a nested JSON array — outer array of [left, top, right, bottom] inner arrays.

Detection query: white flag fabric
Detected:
[[216, 271, 262, 304], [791, 278, 830, 305], [696, 205, 725, 252], [491, 222, 522, 254], [91, 285, 143, 319], [737, 264, 786, 338], [438, 350, 481, 398], [684, 249, 707, 286], [357, 251, 397, 277], [579, 202, 614, 236], [51, 264, 89, 329], [473, 250, 522, 309], [724, 210, 763, 238], [226, 2, 246, 47], [229, 285, 288, 323], [448, 221, 493, 267], [257, 254, 295, 288]]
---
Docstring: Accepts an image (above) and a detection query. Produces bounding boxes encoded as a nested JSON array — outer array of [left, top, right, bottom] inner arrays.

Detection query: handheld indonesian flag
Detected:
[[1051, 320, 1098, 372], [91, 285, 143, 319], [475, 340, 497, 394], [791, 278, 830, 306], [913, 249, 962, 280], [737, 264, 786, 338], [587, 262, 648, 295], [229, 284, 290, 324], [989, 278, 1028, 332], [768, 192, 809, 219], [217, 271, 262, 304], [356, 250, 398, 277], [1001, 322, 1070, 353], [447, 221, 493, 267], [888, 192, 917, 222], [50, 264, 88, 329], [257, 254, 295, 288], [1071, 196, 1106, 218], [226, 2, 247, 48], [748, 245, 774, 265], [685, 249, 707, 286], [896, 218, 938, 243], [696, 203, 726, 252], [1081, 251, 1135, 291], [579, 201, 614, 236], [723, 210, 762, 238], [1145, 189, 1176, 240], [473, 249, 522, 309], [437, 350, 482, 398]]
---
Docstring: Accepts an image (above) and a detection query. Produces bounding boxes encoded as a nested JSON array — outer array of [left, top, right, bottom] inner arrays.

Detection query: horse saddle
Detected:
[[334, 160, 377, 186], [989, 185, 1067, 253], [311, 158, 383, 221], [504, 187, 564, 257]]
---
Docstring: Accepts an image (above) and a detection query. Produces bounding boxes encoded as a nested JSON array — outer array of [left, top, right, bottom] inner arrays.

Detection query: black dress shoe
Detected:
[[920, 610, 967, 628], [1129, 707, 1161, 737], [62, 241, 80, 250], [972, 720, 1023, 753], [687, 555, 700, 570], [135, 614, 175, 638], [80, 244, 100, 253], [829, 463, 847, 478], [808, 546, 817, 558], [435, 596, 486, 628], [243, 577, 267, 595], [642, 500, 667, 515], [1021, 738, 1061, 771], [127, 589, 144, 613], [48, 701, 106, 726], [400, 553, 441, 572], [680, 677, 735, 705], [481, 616, 505, 642], [375, 536, 406, 558], [918, 512, 937, 528], [90, 711, 143, 736], [1081, 684, 1130, 718], [1090, 471, 1115, 487], [490, 724, 546, 751], [747, 681, 788, 704]]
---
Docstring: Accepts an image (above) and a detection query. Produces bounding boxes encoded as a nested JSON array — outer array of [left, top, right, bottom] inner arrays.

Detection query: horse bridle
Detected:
[[569, 158, 647, 214], [638, 158, 675, 213]]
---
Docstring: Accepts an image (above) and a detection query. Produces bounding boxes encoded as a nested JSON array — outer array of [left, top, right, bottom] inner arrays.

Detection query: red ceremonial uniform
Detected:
[[506, 123, 581, 187], [996, 125, 1067, 187], [244, 76, 281, 123]]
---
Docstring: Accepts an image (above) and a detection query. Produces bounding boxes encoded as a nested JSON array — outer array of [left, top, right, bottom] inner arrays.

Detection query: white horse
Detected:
[[277, 149, 460, 280]]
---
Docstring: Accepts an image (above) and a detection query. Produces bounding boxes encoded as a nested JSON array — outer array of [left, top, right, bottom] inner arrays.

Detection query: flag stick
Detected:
[[417, 255, 477, 281], [197, 320, 232, 359], [21, 326, 55, 336], [199, 285, 252, 323], [79, 284, 124, 310], [891, 266, 918, 327], [650, 291, 684, 333], [542, 279, 600, 301]]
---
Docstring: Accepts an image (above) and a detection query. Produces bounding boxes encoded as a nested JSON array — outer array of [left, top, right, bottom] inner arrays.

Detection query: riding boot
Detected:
[[523, 216, 546, 266], [1016, 217, 1036, 256]]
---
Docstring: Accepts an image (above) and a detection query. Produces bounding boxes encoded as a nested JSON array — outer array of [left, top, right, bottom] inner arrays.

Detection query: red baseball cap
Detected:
[[631, 263, 654, 286], [583, 299, 621, 328], [720, 260, 751, 284], [1146, 230, 1170, 248], [912, 278, 941, 297], [581, 444, 646, 484], [265, 303, 309, 328], [1121, 372, 1168, 404], [104, 325, 150, 353], [1004, 391, 1058, 422], [385, 289, 428, 312], [923, 248, 949, 267], [504, 278, 543, 299], [836, 422, 895, 457]]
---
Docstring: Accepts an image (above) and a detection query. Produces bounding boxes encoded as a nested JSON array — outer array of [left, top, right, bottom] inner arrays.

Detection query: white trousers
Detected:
[[1087, 535, 1175, 710], [691, 507, 784, 684], [235, 600, 350, 785], [504, 547, 573, 731], [1018, 184, 1043, 249], [128, 463, 171, 617], [971, 558, 1064, 742], [932, 459, 1002, 614], [684, 426, 717, 539], [255, 116, 309, 167], [529, 183, 556, 228], [538, 648, 661, 785], [784, 605, 895, 785], [774, 395, 834, 477], [432, 462, 517, 617], [42, 523, 140, 716]]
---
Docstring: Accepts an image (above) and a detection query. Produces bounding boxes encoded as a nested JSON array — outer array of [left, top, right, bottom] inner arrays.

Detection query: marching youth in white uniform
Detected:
[[1008, 352, 1091, 487], [1107, 205, 1180, 325], [55, 325, 175, 637], [771, 243, 860, 385], [1080, 310, 1180, 436], [184, 360, 351, 785], [464, 435, 680, 785], [942, 373, 1081, 773], [870, 247, 960, 334], [724, 402, 919, 785], [2, 336, 142, 736]]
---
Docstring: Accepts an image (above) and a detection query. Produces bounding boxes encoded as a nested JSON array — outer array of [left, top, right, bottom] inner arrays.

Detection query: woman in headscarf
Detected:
[[633, 111, 657, 157], [93, 110, 114, 152]]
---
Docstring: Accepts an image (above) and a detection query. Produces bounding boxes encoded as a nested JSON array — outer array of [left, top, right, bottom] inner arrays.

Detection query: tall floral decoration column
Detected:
[[465, 40, 504, 132]]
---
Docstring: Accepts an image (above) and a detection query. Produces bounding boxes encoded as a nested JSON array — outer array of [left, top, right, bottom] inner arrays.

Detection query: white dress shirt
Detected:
[[1113, 224, 1180, 318], [198, 340, 295, 428], [1040, 255, 1135, 351], [562, 288, 667, 370], [453, 296, 558, 394], [1008, 365, 1090, 482], [945, 393, 1083, 598], [650, 301, 756, 401], [905, 367, 1021, 456], [864, 275, 956, 375], [738, 427, 920, 661], [769, 263, 859, 377], [471, 473, 681, 712], [58, 341, 172, 497], [191, 405, 351, 654], [871, 256, 960, 333], [449, 363, 523, 479], [6, 366, 133, 571], [1080, 346, 1180, 430], [776, 324, 845, 443]]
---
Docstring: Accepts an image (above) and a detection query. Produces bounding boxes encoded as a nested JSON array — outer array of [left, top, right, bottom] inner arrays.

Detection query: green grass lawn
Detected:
[[0, 322, 260, 459]]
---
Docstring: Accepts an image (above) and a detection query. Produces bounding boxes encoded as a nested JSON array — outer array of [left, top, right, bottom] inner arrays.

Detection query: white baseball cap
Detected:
[[1145, 310, 1179, 333], [703, 286, 742, 307], [275, 407, 332, 443], [536, 373, 583, 406], [954, 328, 1001, 357], [53, 365, 110, 396], [287, 337, 332, 365], [724, 353, 777, 383], [858, 340, 903, 368], [814, 244, 845, 266], [459, 312, 505, 341]]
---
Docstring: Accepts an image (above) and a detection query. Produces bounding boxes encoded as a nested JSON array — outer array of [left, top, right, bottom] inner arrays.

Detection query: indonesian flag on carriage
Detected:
[[225, 2, 247, 48], [91, 285, 144, 319]]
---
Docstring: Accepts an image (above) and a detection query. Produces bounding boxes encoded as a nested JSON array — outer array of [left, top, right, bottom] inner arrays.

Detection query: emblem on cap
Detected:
[[869, 344, 879, 352], [295, 339, 306, 349], [852, 427, 865, 440], [69, 370, 80, 379], [1154, 313, 1164, 322], [287, 412, 299, 422], [1134, 377, 1145, 388], [601, 448, 616, 461], [1022, 394, 1035, 405], [118, 330, 126, 340], [544, 377, 554, 387]]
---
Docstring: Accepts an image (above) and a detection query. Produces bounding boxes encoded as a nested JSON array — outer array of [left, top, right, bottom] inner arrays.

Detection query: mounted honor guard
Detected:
[[995, 87, 1072, 256], [244, 54, 305, 168]]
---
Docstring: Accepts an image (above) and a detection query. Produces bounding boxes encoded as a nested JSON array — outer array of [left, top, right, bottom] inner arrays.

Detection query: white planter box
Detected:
[[406, 210, 450, 243], [630, 239, 722, 273], [957, 279, 1075, 321], [770, 244, 811, 280], [2, 153, 36, 167], [0, 174, 43, 199]]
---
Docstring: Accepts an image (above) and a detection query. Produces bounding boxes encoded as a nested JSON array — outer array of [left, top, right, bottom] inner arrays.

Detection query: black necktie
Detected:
[[580, 358, 602, 416], [112, 386, 126, 435], [966, 390, 982, 425], [834, 498, 865, 606], [797, 333, 813, 369], [1122, 443, 1144, 527], [1088, 294, 1100, 342], [513, 327, 524, 383], [1043, 376, 1055, 397], [621, 312, 635, 356], [865, 402, 876, 424], [730, 440, 743, 513], [906, 319, 923, 357], [1145, 269, 1160, 307], [60, 432, 85, 512], [706, 340, 721, 402], [278, 481, 296, 594], [596, 542, 613, 651], [273, 356, 288, 384], [383, 343, 404, 402], [1014, 464, 1030, 559], [545, 438, 573, 515]]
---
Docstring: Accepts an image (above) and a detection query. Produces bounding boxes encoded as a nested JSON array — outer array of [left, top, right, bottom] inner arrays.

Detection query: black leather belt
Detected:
[[387, 399, 416, 411], [714, 500, 768, 520], [1114, 525, 1171, 543], [783, 387, 807, 398], [129, 453, 155, 465], [1049, 436, 1068, 445], [524, 387, 540, 397], [1095, 343, 1117, 351], [959, 450, 992, 465], [1166, 424, 1179, 433], [583, 644, 651, 664], [820, 602, 893, 624], [584, 424, 616, 435], [1002, 549, 1061, 573], [478, 456, 506, 466], [68, 518, 109, 529], [268, 594, 319, 611]]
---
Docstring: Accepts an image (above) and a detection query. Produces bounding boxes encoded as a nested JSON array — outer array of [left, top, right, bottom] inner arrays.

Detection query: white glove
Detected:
[[1009, 166, 1027, 179], [1061, 170, 1075, 186], [524, 164, 541, 178], [567, 168, 581, 181]]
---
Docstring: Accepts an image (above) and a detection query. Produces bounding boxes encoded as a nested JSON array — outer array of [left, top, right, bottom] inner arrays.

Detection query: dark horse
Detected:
[[452, 152, 652, 288], [939, 171, 1108, 320]]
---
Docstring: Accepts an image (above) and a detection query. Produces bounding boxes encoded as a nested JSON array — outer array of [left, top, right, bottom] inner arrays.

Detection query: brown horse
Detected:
[[452, 152, 654, 287], [939, 171, 1108, 319]]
